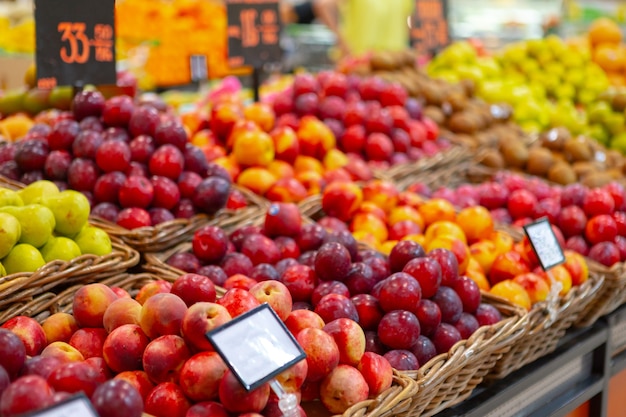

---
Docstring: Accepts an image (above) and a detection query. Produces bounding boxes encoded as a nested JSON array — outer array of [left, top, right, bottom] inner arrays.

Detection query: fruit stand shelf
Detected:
[[434, 302, 626, 417]]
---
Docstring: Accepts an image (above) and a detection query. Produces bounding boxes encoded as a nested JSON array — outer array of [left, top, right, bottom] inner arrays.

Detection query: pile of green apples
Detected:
[[0, 180, 112, 276], [427, 37, 626, 152]]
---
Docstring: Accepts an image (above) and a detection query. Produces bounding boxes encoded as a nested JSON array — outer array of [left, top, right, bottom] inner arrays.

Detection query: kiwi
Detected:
[[501, 140, 529, 169], [548, 163, 577, 185], [451, 133, 478, 149], [563, 138, 593, 162], [582, 172, 614, 188], [447, 112, 479, 134], [526, 147, 554, 176], [423, 106, 446, 125], [370, 51, 397, 71], [540, 127, 570, 151], [478, 149, 505, 169], [445, 91, 469, 112], [572, 161, 601, 178]]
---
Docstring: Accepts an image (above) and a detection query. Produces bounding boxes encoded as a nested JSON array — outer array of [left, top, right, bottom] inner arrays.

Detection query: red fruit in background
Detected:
[[507, 189, 538, 220], [318, 96, 346, 120], [171, 274, 216, 306], [311, 281, 350, 306], [615, 236, 626, 261], [422, 117, 439, 140], [344, 262, 376, 295], [280, 264, 317, 302], [343, 101, 366, 127], [144, 382, 191, 417], [364, 107, 393, 136], [475, 303, 502, 326], [358, 77, 385, 101], [69, 328, 107, 359], [274, 236, 301, 260], [352, 294, 384, 330], [321, 72, 348, 97], [230, 225, 263, 250], [250, 263, 281, 282], [314, 242, 352, 281], [0, 329, 27, 379], [453, 276, 481, 313], [378, 310, 420, 350], [377, 272, 422, 313], [73, 90, 105, 121], [604, 182, 626, 210], [340, 125, 367, 154], [149, 144, 184, 180], [293, 73, 319, 96], [411, 335, 437, 367], [47, 361, 105, 397], [150, 206, 175, 224], [428, 248, 461, 287], [151, 176, 180, 210], [187, 402, 229, 417], [0, 375, 54, 416], [582, 188, 615, 217], [323, 230, 358, 261], [96, 140, 132, 172], [117, 207, 151, 229], [431, 323, 462, 354], [241, 234, 281, 265], [566, 236, 590, 255], [192, 177, 231, 215], [532, 198, 561, 225], [91, 379, 144, 417], [389, 240, 426, 272], [478, 182, 509, 209], [365, 132, 394, 162], [314, 293, 359, 323], [129, 105, 160, 138], [48, 119, 79, 150], [402, 257, 442, 298], [454, 312, 480, 339], [432, 286, 463, 324], [102, 95, 134, 127], [67, 158, 99, 191], [297, 223, 327, 252], [383, 349, 418, 371], [585, 214, 618, 245], [217, 288, 261, 318], [613, 211, 626, 236], [220, 252, 254, 277], [119, 175, 154, 208], [44, 150, 71, 180], [94, 171, 126, 204], [414, 299, 441, 337], [130, 135, 156, 164], [155, 120, 188, 151], [588, 241, 620, 267], [379, 82, 408, 107], [560, 183, 587, 207], [558, 205, 588, 238], [264, 202, 302, 237]]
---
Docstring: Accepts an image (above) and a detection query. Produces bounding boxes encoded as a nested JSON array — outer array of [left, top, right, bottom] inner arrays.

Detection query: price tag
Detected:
[[190, 55, 208, 82], [24, 393, 97, 417], [34, 0, 116, 89], [523, 217, 566, 271], [206, 303, 306, 391], [411, 0, 450, 56], [226, 0, 282, 68]]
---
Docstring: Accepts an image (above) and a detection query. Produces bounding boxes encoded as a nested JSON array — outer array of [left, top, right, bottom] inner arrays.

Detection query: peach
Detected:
[[417, 198, 456, 226], [469, 240, 499, 274], [181, 302, 232, 352], [72, 283, 119, 328], [217, 288, 261, 318], [320, 365, 369, 414], [237, 167, 277, 196], [179, 352, 228, 402], [356, 201, 388, 223], [203, 145, 227, 163], [271, 126, 299, 164], [135, 280, 172, 305], [248, 281, 293, 321], [357, 352, 393, 397], [68, 328, 107, 359], [297, 115, 336, 159], [294, 155, 324, 176], [40, 341, 85, 363], [41, 313, 79, 344], [103, 324, 150, 373], [362, 180, 399, 214], [103, 297, 142, 333], [171, 273, 217, 306], [223, 274, 257, 291], [546, 265, 573, 296], [322, 167, 352, 184], [285, 309, 325, 336], [265, 178, 308, 203], [351, 213, 388, 243], [219, 370, 270, 414], [233, 129, 275, 167], [397, 191, 425, 209], [139, 293, 188, 339], [490, 280, 532, 310], [144, 382, 191, 417], [1, 316, 47, 356], [490, 230, 514, 256], [427, 235, 470, 274], [563, 251, 589, 286], [323, 149, 349, 170], [0, 375, 54, 416], [465, 258, 491, 291], [425, 221, 467, 245], [191, 129, 218, 148], [267, 160, 295, 179], [114, 370, 155, 400], [110, 287, 131, 298], [489, 251, 531, 285], [456, 206, 494, 243], [296, 170, 325, 196], [244, 102, 275, 132], [296, 328, 340, 382], [513, 273, 550, 304], [388, 205, 425, 229], [143, 335, 190, 384], [210, 101, 244, 141], [275, 358, 308, 393], [227, 120, 262, 149], [322, 318, 366, 366]]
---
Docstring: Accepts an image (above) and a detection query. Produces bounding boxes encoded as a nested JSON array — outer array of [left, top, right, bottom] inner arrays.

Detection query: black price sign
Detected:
[[411, 0, 450, 56], [523, 217, 566, 271], [226, 0, 282, 68], [23, 393, 98, 417], [34, 0, 116, 89], [206, 303, 305, 391]]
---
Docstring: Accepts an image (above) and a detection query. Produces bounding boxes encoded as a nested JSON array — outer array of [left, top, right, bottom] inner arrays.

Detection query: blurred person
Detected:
[[313, 0, 414, 57]]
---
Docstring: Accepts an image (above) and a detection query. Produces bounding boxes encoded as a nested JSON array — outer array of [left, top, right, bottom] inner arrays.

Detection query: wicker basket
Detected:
[[0, 234, 139, 314], [399, 293, 528, 417], [575, 260, 626, 328], [372, 144, 473, 187]]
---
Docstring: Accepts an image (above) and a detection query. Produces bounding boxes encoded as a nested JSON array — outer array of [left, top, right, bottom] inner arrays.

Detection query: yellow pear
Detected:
[[0, 212, 21, 258], [0, 204, 55, 248], [73, 226, 112, 256], [41, 190, 90, 237], [17, 180, 60, 204], [3, 243, 46, 274]]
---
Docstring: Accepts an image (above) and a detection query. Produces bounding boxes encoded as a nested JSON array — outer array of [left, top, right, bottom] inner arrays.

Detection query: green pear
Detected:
[[0, 188, 24, 207], [2, 243, 46, 274], [0, 204, 55, 248], [41, 190, 90, 237], [0, 212, 21, 258], [17, 180, 60, 205], [40, 236, 82, 262], [73, 226, 112, 256]]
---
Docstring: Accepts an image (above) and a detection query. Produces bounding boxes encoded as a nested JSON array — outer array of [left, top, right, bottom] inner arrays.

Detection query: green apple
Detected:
[[40, 236, 82, 262], [0, 204, 55, 248], [0, 212, 20, 258], [2, 243, 46, 274], [41, 190, 90, 237], [0, 188, 23, 207], [17, 180, 60, 205], [73, 226, 112, 256]]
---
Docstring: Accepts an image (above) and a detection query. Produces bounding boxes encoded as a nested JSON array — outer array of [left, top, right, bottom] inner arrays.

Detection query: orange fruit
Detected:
[[456, 206, 494, 243], [417, 198, 456, 226], [388, 205, 425, 229], [593, 44, 626, 72], [243, 102, 275, 132], [424, 221, 467, 244], [490, 280, 532, 310], [588, 17, 622, 47], [294, 155, 324, 175], [236, 167, 277, 195], [232, 130, 275, 167]]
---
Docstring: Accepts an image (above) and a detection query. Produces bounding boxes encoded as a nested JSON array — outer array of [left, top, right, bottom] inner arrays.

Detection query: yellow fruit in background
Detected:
[[0, 114, 33, 141], [0, 205, 55, 248], [73, 226, 112, 256], [3, 243, 46, 274], [0, 188, 23, 207], [0, 213, 21, 258], [40, 237, 82, 262], [41, 190, 90, 237], [490, 280, 532, 310], [232, 130, 275, 167], [17, 180, 60, 205]]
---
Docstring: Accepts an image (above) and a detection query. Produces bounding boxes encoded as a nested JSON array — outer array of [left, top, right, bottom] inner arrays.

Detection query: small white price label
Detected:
[[206, 303, 306, 391], [26, 393, 98, 417], [523, 217, 566, 271]]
